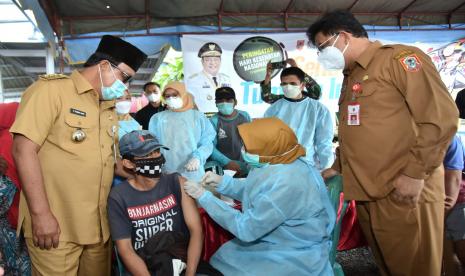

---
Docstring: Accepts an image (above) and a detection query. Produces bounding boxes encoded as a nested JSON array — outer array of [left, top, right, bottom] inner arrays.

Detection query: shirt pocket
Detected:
[[356, 82, 378, 98], [65, 113, 94, 129], [355, 82, 378, 117], [58, 113, 96, 156]]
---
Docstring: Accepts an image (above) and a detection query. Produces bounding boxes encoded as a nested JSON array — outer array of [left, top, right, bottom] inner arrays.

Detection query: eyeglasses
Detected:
[[109, 62, 132, 83], [316, 33, 339, 54]]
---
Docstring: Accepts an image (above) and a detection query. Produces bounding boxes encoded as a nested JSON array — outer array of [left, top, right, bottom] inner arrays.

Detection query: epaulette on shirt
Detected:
[[378, 44, 411, 59], [39, 73, 69, 81], [393, 49, 415, 60], [188, 73, 199, 79]]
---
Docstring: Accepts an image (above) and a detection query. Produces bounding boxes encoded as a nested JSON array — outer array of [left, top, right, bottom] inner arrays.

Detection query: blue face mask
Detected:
[[99, 63, 127, 101], [241, 144, 300, 168], [241, 148, 268, 168], [216, 102, 235, 116]]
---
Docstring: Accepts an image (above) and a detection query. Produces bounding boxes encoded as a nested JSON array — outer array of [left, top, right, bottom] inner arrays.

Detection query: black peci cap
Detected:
[[91, 35, 147, 71], [215, 86, 236, 101]]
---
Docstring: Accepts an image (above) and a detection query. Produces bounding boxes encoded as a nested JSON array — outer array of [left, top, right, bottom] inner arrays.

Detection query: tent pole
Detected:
[[46, 45, 55, 74]]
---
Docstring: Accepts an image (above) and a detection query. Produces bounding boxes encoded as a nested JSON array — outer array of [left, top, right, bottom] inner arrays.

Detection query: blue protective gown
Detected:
[[118, 117, 141, 140], [198, 158, 336, 276], [148, 109, 216, 181], [264, 97, 334, 169]]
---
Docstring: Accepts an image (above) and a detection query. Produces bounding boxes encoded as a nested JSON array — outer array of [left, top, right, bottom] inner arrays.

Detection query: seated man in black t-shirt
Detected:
[[108, 130, 203, 276]]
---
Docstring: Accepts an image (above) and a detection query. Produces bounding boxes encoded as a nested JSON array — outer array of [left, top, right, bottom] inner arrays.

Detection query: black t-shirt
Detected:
[[216, 112, 250, 162], [135, 103, 165, 130], [108, 173, 189, 251], [455, 88, 465, 119]]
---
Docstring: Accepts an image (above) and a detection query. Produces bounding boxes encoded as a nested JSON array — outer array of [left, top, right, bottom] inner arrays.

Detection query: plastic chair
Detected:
[[326, 175, 348, 276], [204, 160, 224, 176]]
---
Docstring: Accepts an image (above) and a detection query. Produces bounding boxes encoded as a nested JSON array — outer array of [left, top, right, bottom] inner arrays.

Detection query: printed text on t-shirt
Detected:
[[127, 194, 177, 219]]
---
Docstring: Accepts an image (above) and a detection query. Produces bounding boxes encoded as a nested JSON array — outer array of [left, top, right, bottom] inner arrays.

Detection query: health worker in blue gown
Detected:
[[149, 81, 215, 182], [184, 117, 336, 276]]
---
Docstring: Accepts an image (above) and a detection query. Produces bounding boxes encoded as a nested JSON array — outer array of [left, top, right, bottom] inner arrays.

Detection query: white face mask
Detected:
[[115, 100, 132, 115], [281, 84, 302, 99], [166, 97, 183, 110], [317, 34, 349, 71], [147, 93, 160, 103]]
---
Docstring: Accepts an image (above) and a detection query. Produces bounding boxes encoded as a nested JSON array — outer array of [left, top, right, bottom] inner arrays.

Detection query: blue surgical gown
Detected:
[[118, 117, 141, 140], [198, 158, 336, 276], [264, 97, 334, 169], [148, 109, 216, 181]]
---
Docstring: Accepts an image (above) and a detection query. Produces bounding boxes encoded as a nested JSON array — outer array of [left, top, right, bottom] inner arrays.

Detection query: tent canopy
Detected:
[[37, 0, 465, 38], [2, 0, 464, 101]]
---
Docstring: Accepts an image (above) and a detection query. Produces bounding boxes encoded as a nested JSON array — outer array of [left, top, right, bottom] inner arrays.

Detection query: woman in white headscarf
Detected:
[[149, 81, 215, 181]]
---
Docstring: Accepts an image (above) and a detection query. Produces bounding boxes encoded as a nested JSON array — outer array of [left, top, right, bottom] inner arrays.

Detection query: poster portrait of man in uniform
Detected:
[[428, 38, 465, 93], [187, 42, 232, 112]]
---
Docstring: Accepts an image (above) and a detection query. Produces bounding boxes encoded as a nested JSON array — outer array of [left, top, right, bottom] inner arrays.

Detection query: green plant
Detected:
[[153, 57, 184, 89]]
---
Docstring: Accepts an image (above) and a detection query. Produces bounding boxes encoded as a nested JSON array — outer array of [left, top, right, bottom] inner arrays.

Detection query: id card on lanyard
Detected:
[[348, 103, 360, 126], [348, 82, 362, 126]]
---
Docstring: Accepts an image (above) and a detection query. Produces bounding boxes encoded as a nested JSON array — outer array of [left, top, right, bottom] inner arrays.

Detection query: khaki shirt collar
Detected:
[[100, 99, 116, 110], [353, 40, 383, 71], [71, 70, 94, 95]]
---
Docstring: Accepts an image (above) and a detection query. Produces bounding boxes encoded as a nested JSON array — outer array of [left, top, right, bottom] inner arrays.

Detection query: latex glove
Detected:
[[391, 174, 424, 205], [185, 158, 200, 171], [200, 171, 223, 189], [184, 181, 205, 199]]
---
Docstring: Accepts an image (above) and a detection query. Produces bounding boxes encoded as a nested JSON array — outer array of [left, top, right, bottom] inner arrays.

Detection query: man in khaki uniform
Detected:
[[187, 42, 231, 112], [11, 35, 146, 275], [307, 11, 458, 276]]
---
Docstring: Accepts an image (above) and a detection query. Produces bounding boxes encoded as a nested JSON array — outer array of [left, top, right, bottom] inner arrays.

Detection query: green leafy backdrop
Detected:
[[153, 56, 184, 89]]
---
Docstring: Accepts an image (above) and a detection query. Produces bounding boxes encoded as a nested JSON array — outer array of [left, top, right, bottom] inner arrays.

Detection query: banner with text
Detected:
[[181, 34, 465, 119]]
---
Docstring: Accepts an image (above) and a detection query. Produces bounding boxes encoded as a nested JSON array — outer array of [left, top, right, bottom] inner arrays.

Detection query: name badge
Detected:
[[348, 103, 360, 126], [70, 108, 86, 117]]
